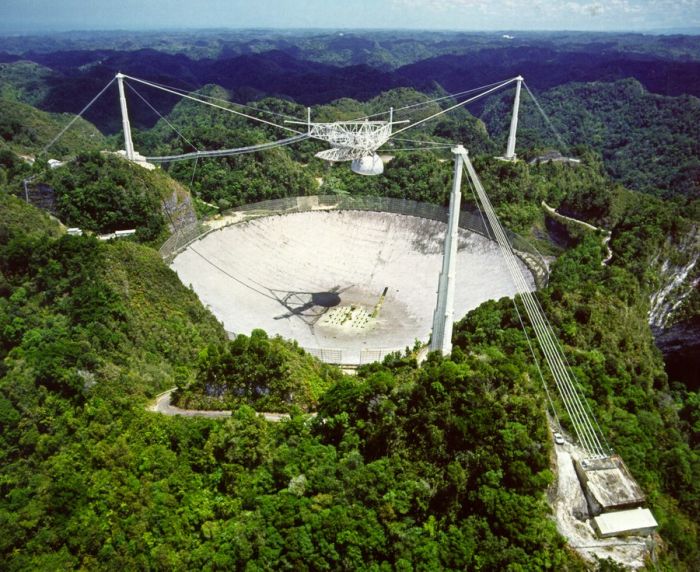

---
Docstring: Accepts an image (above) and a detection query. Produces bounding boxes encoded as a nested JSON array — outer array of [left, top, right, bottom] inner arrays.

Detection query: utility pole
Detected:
[[116, 73, 135, 161], [430, 145, 465, 355], [504, 76, 523, 161]]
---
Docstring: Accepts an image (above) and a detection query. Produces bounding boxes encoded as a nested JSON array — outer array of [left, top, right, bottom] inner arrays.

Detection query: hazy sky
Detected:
[[1, 0, 698, 33]]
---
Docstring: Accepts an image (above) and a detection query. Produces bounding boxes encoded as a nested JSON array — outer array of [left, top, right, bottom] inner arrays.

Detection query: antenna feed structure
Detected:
[[307, 120, 393, 176], [295, 106, 408, 176]]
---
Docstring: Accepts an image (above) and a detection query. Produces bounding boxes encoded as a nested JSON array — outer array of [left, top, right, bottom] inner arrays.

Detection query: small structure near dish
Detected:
[[48, 158, 66, 169], [98, 229, 137, 241], [592, 508, 658, 538], [574, 456, 646, 516]]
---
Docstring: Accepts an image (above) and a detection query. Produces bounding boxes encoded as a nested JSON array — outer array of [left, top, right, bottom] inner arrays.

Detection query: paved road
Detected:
[[148, 389, 290, 422]]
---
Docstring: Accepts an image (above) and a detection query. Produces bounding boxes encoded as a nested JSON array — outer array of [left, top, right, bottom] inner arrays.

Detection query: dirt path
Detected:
[[148, 389, 290, 422]]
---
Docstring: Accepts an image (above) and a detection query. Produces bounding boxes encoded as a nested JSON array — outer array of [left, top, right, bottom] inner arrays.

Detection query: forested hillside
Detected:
[[0, 60, 56, 105], [0, 98, 106, 158], [483, 78, 700, 200], [42, 152, 190, 240], [1, 29, 699, 570], [2, 151, 699, 568]]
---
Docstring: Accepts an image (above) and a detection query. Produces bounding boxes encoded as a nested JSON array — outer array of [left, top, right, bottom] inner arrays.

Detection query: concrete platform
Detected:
[[593, 508, 658, 538], [172, 210, 534, 364], [574, 456, 646, 515]]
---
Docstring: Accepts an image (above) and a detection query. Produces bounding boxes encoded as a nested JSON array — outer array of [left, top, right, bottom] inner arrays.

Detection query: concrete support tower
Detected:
[[430, 145, 465, 355], [116, 73, 135, 161], [504, 76, 523, 161]]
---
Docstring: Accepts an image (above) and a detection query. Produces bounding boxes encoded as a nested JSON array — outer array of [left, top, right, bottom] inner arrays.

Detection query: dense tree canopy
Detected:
[[41, 152, 175, 241], [0, 53, 699, 569]]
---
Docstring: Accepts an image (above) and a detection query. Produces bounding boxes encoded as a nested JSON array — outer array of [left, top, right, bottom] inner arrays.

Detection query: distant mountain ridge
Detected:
[[1, 32, 698, 135], [2, 31, 699, 201]]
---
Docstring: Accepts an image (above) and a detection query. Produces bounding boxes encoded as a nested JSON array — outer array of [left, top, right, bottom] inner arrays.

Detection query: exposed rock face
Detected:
[[648, 226, 699, 387], [24, 181, 57, 215], [648, 233, 698, 329], [162, 188, 197, 231], [653, 318, 700, 389]]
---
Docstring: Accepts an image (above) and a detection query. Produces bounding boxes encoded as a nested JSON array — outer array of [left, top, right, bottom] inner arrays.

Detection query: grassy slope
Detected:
[[101, 240, 225, 377], [0, 98, 106, 158], [0, 191, 63, 240], [0, 61, 56, 106]]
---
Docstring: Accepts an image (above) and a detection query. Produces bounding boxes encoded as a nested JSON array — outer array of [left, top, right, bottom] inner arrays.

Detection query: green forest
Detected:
[[1, 42, 699, 569], [1, 157, 699, 568]]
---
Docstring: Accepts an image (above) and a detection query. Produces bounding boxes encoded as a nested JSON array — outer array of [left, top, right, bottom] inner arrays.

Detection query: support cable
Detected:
[[522, 82, 571, 155], [501, 235, 603, 453], [144, 133, 309, 163], [118, 75, 303, 122], [460, 150, 609, 458], [513, 295, 562, 430], [42, 77, 116, 155], [395, 79, 514, 112], [464, 172, 493, 240], [390, 137, 454, 146], [126, 82, 200, 153], [351, 78, 514, 122], [391, 77, 519, 138], [122, 74, 302, 135], [532, 296, 613, 453], [384, 145, 453, 152], [190, 157, 199, 189], [189, 246, 278, 302]]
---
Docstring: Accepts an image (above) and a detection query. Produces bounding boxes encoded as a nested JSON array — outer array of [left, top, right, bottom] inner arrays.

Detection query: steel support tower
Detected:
[[504, 76, 523, 160], [116, 73, 135, 161], [430, 145, 465, 355]]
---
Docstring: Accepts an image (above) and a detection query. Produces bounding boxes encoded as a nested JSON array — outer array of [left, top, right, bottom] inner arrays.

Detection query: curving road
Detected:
[[148, 389, 290, 422], [542, 201, 612, 265]]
